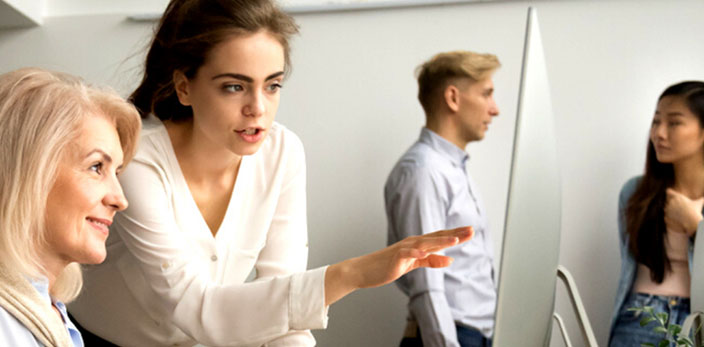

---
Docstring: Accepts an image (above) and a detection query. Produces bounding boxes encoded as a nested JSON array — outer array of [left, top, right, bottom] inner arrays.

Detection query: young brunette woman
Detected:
[[609, 81, 704, 346], [68, 1, 473, 346]]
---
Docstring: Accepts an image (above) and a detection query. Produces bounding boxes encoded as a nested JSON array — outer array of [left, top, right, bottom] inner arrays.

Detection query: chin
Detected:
[[235, 143, 265, 156], [83, 245, 107, 264], [655, 154, 674, 164]]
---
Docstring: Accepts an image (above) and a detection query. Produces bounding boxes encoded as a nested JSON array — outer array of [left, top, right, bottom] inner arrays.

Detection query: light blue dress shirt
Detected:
[[0, 277, 84, 347], [385, 128, 496, 347]]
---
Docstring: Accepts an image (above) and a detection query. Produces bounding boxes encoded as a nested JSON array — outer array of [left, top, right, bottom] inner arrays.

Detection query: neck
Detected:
[[165, 120, 242, 184], [672, 155, 704, 198], [37, 252, 68, 291], [426, 116, 468, 150]]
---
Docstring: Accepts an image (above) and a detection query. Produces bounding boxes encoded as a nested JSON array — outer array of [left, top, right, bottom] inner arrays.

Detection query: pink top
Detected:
[[632, 228, 690, 297]]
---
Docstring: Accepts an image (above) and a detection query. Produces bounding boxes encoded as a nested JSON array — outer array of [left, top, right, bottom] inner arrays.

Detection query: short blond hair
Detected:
[[416, 51, 501, 116], [0, 68, 141, 302]]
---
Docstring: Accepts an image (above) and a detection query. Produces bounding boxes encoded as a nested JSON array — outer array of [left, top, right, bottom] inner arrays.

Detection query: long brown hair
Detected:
[[129, 0, 298, 121], [627, 81, 704, 283]]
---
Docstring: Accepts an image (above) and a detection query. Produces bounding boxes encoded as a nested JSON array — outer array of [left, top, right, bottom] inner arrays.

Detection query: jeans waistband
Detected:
[[631, 292, 690, 306]]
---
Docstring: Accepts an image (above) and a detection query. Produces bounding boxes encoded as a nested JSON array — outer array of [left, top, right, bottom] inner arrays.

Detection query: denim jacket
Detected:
[[609, 176, 695, 338]]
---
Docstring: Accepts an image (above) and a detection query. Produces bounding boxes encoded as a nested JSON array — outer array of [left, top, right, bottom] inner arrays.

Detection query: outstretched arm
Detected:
[[324, 226, 473, 306]]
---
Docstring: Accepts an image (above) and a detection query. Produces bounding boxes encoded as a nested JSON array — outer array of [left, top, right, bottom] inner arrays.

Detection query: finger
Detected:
[[398, 247, 428, 260], [412, 236, 459, 252], [415, 254, 454, 268], [665, 192, 674, 204], [424, 226, 473, 240], [421, 226, 474, 243]]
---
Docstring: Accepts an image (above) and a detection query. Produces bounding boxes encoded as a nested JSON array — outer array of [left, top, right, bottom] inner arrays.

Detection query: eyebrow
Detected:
[[655, 110, 685, 117], [211, 71, 285, 83]]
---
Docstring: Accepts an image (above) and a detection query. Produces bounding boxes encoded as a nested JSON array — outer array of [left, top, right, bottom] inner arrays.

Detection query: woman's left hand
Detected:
[[664, 188, 704, 237]]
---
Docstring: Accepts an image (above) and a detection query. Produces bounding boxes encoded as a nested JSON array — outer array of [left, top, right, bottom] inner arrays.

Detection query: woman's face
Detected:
[[650, 95, 704, 164], [174, 30, 285, 156], [44, 114, 128, 267]]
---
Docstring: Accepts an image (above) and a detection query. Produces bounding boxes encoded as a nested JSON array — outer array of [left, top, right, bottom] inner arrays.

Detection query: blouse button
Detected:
[[211, 255, 218, 262]]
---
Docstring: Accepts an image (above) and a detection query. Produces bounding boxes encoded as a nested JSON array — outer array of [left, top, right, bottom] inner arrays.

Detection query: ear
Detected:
[[443, 84, 461, 113], [173, 70, 192, 106]]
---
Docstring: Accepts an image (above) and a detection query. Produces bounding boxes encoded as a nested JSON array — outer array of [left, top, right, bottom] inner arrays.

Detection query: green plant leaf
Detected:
[[645, 306, 655, 316], [641, 316, 657, 327], [656, 312, 669, 326], [668, 323, 682, 336], [629, 307, 644, 314], [653, 326, 668, 334], [675, 337, 693, 346], [640, 343, 655, 347], [657, 340, 668, 347]]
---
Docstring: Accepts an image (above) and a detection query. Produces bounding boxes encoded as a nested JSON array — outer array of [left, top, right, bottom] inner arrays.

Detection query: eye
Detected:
[[267, 82, 283, 93], [652, 119, 661, 127], [223, 84, 244, 93], [89, 162, 103, 174]]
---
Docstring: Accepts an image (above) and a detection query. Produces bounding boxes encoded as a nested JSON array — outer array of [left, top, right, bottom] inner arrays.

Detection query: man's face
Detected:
[[456, 77, 499, 143]]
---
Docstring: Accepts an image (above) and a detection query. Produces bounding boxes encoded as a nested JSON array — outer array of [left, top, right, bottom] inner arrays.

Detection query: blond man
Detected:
[[384, 51, 501, 347]]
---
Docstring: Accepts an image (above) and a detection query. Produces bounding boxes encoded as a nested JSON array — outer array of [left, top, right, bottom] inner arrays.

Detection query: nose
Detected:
[[104, 175, 128, 211], [244, 90, 265, 118], [489, 98, 499, 117], [652, 122, 666, 141]]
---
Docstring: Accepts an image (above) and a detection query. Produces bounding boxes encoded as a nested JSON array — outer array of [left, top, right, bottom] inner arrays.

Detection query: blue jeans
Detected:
[[609, 292, 690, 347], [399, 325, 492, 347], [456, 325, 492, 347]]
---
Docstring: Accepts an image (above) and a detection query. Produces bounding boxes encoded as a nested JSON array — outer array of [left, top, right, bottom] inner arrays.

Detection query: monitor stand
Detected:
[[552, 266, 598, 347]]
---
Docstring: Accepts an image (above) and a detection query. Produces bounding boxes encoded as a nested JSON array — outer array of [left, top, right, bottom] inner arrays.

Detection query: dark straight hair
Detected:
[[129, 0, 299, 121], [627, 81, 704, 283]]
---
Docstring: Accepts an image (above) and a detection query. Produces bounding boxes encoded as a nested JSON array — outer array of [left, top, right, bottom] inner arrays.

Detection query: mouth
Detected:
[[234, 127, 266, 143], [86, 217, 111, 235]]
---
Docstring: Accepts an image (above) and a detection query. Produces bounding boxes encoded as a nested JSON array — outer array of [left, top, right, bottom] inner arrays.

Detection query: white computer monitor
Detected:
[[492, 7, 562, 346]]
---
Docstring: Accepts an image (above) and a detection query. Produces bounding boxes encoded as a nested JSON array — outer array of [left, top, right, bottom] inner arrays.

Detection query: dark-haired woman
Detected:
[[609, 81, 704, 346], [68, 0, 472, 346]]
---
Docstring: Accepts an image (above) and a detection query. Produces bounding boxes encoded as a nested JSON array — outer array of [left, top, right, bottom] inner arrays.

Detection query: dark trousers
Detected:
[[400, 324, 492, 347], [68, 312, 119, 346]]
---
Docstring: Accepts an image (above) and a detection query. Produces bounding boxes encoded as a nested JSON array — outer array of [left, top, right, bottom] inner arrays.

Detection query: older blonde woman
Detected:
[[0, 68, 141, 346]]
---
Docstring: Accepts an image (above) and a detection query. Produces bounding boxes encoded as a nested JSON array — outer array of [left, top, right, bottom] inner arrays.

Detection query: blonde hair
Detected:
[[416, 50, 501, 116], [0, 68, 141, 302]]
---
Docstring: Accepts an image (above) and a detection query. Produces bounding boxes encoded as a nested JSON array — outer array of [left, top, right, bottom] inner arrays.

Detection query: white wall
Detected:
[[1, 0, 703, 346]]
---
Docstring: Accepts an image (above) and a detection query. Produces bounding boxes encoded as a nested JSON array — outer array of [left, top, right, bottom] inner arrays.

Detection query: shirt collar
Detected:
[[28, 276, 51, 306], [419, 127, 469, 167], [27, 276, 85, 347]]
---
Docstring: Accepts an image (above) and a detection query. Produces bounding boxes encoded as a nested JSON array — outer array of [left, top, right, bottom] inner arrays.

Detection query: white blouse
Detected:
[[69, 116, 328, 347]]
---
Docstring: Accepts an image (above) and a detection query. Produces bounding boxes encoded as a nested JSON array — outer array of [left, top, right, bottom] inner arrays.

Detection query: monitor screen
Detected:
[[492, 7, 562, 346]]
